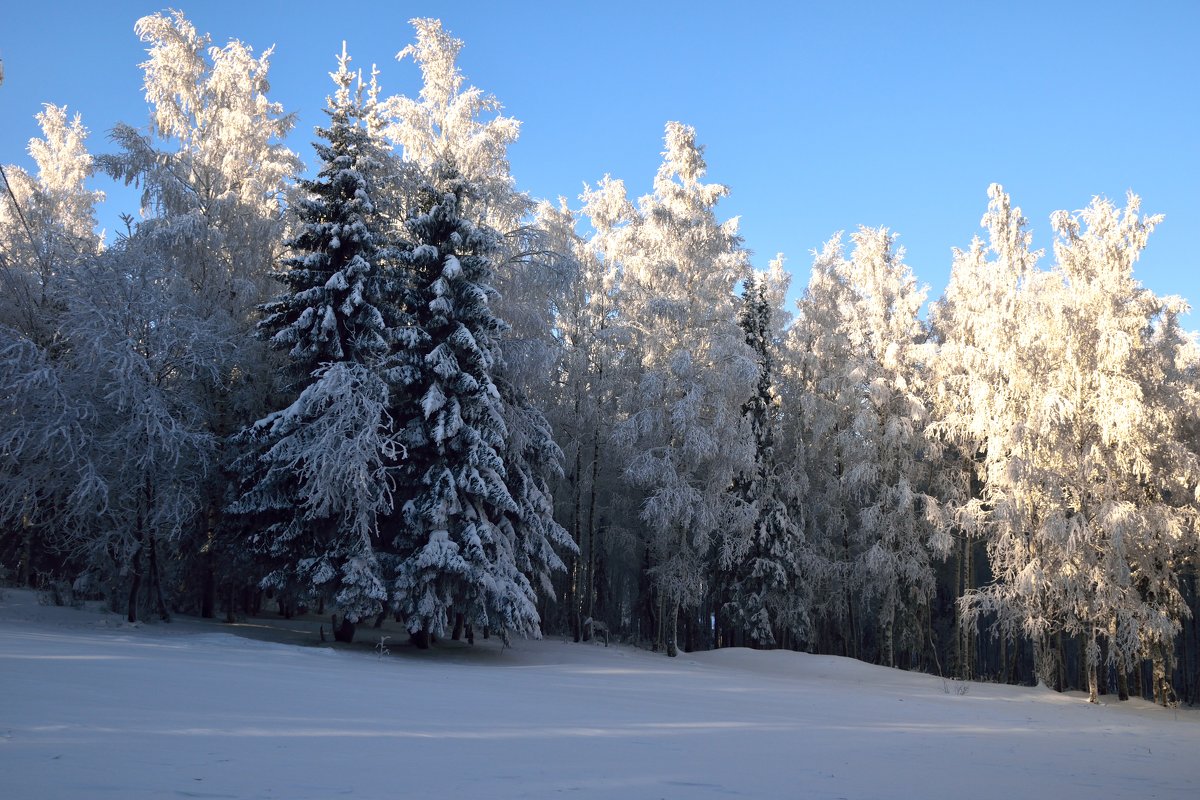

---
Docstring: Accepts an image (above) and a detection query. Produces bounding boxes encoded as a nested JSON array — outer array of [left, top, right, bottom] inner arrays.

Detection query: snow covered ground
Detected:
[[1, 589, 1197, 799]]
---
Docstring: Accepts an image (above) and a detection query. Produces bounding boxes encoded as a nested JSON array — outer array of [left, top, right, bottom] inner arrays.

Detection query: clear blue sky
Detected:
[[3, 1, 1197, 325]]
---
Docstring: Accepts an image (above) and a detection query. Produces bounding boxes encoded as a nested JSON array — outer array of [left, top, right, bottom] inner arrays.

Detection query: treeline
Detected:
[[1, 12, 1197, 705]]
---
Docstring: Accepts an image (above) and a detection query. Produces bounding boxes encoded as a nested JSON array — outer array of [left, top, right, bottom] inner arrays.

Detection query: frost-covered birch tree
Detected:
[[540, 191, 634, 640], [839, 228, 947, 666], [1, 230, 225, 621], [99, 10, 299, 319], [610, 122, 757, 657], [0, 104, 102, 342], [928, 184, 1041, 679], [789, 238, 872, 657], [382, 19, 527, 237], [0, 104, 105, 587], [947, 188, 1200, 702], [791, 229, 946, 664], [64, 243, 225, 622], [93, 10, 302, 617]]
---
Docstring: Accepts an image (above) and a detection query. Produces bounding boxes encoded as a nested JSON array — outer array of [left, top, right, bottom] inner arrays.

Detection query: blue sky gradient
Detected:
[[2, 1, 1196, 324]]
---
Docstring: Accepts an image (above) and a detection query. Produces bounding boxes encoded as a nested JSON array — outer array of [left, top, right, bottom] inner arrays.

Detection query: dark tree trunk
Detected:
[[200, 551, 215, 619], [666, 603, 679, 658], [332, 614, 356, 643], [19, 524, 34, 587], [410, 627, 430, 650], [127, 547, 143, 624], [452, 613, 465, 641], [148, 533, 170, 622]]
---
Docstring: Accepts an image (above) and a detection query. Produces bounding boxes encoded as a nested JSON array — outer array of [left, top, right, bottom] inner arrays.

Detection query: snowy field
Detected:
[[1, 590, 1197, 799]]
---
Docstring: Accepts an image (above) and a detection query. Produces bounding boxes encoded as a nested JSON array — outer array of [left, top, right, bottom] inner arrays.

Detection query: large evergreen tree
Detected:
[[385, 170, 544, 645], [378, 19, 573, 645], [721, 264, 807, 648], [231, 47, 397, 633]]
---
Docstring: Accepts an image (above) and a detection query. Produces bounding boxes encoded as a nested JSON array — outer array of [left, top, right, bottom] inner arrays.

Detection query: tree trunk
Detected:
[[585, 421, 601, 623], [126, 545, 144, 623], [1054, 632, 1066, 692], [409, 626, 431, 649], [1033, 635, 1055, 688], [666, 602, 679, 658], [584, 356, 605, 627], [568, 556, 581, 642], [148, 532, 170, 622], [570, 392, 586, 643], [200, 548, 215, 619], [1086, 628, 1099, 703], [958, 537, 975, 680], [332, 614, 356, 644], [19, 523, 34, 587], [880, 595, 895, 668], [1153, 642, 1175, 706], [452, 613, 465, 641]]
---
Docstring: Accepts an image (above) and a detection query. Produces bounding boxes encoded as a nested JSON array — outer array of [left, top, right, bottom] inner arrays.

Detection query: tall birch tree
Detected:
[[953, 190, 1200, 701], [613, 122, 757, 657]]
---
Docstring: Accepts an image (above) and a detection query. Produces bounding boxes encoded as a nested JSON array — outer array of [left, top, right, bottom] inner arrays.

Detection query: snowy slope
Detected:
[[1, 590, 1196, 799]]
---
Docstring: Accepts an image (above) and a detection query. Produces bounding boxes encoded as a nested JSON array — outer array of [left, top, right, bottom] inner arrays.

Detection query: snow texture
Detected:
[[2, 589, 1197, 799]]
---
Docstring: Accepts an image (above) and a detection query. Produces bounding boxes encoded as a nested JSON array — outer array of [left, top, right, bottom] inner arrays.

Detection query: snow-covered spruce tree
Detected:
[[612, 123, 757, 657], [256, 46, 391, 385], [381, 14, 569, 459], [382, 18, 562, 376], [952, 189, 1200, 703], [385, 168, 548, 646], [231, 47, 397, 638], [720, 263, 808, 648], [379, 20, 573, 643]]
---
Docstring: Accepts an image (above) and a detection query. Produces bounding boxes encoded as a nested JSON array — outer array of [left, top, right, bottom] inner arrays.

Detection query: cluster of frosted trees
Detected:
[[1, 12, 1197, 703], [0, 14, 572, 647]]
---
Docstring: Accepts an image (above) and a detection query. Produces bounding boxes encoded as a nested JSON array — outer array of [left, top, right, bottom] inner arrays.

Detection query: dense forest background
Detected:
[[2, 12, 1197, 706]]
